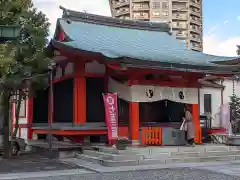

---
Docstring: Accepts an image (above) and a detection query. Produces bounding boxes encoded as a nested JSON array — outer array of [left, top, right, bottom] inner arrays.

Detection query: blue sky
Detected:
[[203, 0, 240, 39], [202, 0, 240, 56], [33, 0, 239, 56]]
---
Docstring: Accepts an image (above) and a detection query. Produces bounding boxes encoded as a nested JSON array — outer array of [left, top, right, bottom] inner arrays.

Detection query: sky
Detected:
[[33, 0, 240, 57]]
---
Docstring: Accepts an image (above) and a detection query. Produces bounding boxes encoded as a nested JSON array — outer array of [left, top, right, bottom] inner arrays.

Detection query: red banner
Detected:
[[103, 93, 118, 141]]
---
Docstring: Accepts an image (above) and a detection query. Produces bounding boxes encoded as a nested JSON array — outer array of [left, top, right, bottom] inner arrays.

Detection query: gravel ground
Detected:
[[15, 168, 240, 180]]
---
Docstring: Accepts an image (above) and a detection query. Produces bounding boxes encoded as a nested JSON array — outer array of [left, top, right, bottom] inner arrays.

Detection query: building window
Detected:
[[204, 94, 212, 114], [162, 11, 168, 16], [162, 2, 168, 9], [152, 11, 160, 16], [152, 2, 161, 9]]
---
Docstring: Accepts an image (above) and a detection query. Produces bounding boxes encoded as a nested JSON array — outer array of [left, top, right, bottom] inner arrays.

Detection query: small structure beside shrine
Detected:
[[11, 7, 240, 148]]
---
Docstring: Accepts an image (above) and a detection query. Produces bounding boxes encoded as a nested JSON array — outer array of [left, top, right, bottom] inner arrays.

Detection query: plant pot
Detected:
[[116, 137, 129, 150]]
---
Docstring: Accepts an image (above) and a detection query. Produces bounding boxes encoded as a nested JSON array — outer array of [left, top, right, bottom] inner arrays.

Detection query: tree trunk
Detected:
[[3, 90, 11, 158], [12, 91, 23, 138]]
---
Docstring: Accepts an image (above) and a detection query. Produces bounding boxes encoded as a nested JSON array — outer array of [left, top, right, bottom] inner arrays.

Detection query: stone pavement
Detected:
[[0, 153, 93, 180], [0, 169, 92, 180], [197, 161, 240, 177], [0, 154, 79, 174], [2, 155, 240, 179], [10, 168, 240, 180]]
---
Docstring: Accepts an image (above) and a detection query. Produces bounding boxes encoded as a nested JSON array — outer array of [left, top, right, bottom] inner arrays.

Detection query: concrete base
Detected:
[[131, 140, 140, 146], [28, 140, 82, 159], [227, 135, 240, 146]]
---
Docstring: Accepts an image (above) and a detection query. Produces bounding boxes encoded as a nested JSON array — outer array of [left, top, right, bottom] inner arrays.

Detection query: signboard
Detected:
[[102, 93, 118, 141]]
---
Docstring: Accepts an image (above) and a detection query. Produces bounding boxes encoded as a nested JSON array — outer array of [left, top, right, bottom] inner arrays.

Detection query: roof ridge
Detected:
[[59, 6, 171, 33]]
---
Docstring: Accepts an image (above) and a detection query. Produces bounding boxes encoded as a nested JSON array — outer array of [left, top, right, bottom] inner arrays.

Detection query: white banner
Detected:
[[220, 104, 231, 134], [108, 78, 198, 104]]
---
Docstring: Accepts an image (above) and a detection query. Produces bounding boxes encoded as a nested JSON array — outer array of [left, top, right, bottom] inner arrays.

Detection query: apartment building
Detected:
[[109, 0, 203, 52]]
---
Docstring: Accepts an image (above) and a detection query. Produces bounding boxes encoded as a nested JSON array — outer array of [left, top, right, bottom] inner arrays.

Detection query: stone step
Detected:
[[166, 154, 240, 164], [140, 155, 240, 165], [83, 149, 240, 161], [93, 146, 138, 155], [144, 150, 240, 159], [83, 150, 110, 158], [128, 145, 233, 155], [83, 150, 143, 161], [172, 150, 240, 157], [76, 154, 101, 164], [77, 150, 240, 167], [76, 153, 240, 167], [203, 150, 240, 157], [93, 145, 240, 155], [76, 154, 139, 167], [144, 152, 199, 159]]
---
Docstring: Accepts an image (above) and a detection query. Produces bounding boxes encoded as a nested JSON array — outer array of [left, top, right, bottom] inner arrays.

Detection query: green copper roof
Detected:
[[54, 18, 238, 68]]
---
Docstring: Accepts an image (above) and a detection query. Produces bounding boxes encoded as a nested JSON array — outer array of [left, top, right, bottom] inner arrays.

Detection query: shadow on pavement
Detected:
[[0, 153, 79, 174]]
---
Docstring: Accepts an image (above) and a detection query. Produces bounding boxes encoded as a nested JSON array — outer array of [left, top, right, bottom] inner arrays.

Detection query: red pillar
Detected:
[[192, 104, 201, 144], [129, 102, 140, 145], [73, 61, 86, 125]]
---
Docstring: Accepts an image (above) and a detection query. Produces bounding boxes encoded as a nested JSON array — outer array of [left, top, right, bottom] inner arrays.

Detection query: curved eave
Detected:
[[59, 6, 170, 33], [211, 58, 240, 65], [50, 40, 240, 75]]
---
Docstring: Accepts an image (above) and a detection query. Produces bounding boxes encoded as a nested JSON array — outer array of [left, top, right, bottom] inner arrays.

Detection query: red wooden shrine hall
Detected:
[[13, 7, 240, 146]]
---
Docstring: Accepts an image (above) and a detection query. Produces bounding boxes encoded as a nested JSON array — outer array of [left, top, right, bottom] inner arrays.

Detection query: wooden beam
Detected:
[[32, 129, 108, 135]]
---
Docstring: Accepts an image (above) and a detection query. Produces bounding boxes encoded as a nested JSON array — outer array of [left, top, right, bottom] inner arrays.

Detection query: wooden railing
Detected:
[[118, 126, 162, 145], [141, 127, 162, 145]]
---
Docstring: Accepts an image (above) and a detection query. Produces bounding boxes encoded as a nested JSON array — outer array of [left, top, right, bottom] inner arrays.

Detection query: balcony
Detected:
[[172, 23, 188, 29], [190, 34, 201, 42], [190, 18, 202, 25], [115, 8, 130, 16], [132, 0, 149, 2], [191, 9, 201, 17], [172, 0, 188, 2], [192, 44, 202, 51], [133, 13, 149, 20], [133, 4, 150, 11], [172, 6, 188, 12], [114, 0, 130, 8], [119, 16, 130, 20], [172, 14, 188, 21], [190, 1, 201, 8], [190, 26, 201, 34], [175, 31, 188, 39]]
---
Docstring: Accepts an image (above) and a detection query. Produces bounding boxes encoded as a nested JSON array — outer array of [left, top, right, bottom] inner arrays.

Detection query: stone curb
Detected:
[[0, 169, 93, 180]]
